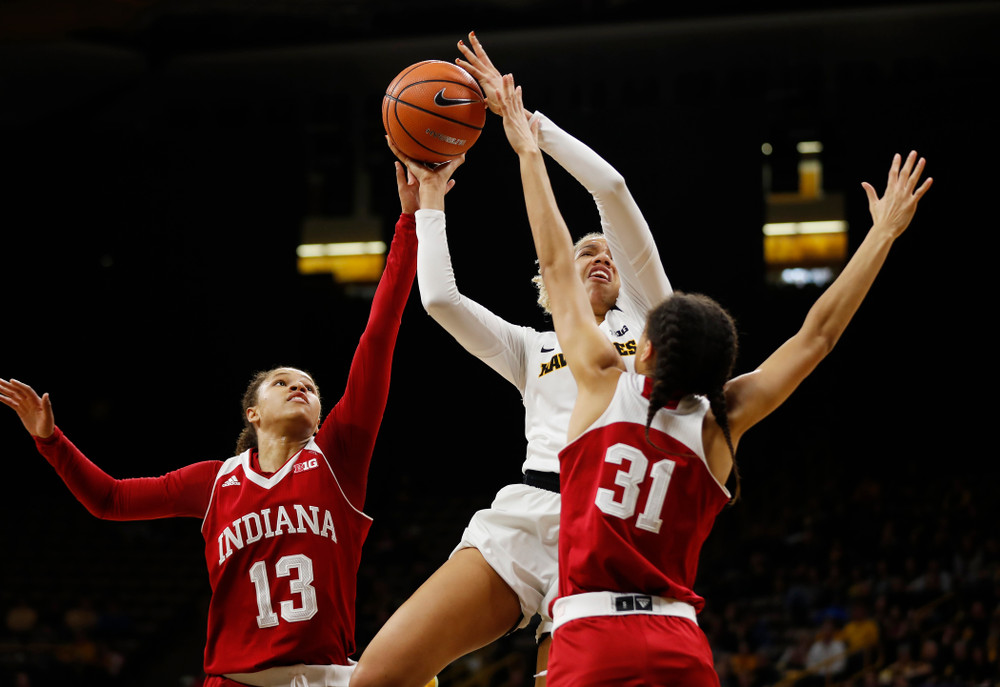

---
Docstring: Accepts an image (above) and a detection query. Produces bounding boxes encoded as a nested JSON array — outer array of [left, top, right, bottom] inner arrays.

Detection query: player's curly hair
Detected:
[[644, 293, 742, 502], [532, 232, 606, 314], [235, 367, 321, 455]]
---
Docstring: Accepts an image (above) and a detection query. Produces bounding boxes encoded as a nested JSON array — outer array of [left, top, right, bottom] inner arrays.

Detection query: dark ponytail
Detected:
[[643, 293, 741, 502], [235, 369, 271, 455]]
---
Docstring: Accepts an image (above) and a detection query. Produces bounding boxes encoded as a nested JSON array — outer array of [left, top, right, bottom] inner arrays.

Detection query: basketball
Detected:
[[382, 60, 487, 164]]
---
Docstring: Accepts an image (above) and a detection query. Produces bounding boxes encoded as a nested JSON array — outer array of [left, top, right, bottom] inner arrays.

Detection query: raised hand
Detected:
[[862, 151, 933, 239], [0, 378, 55, 438], [456, 31, 505, 116], [496, 74, 539, 157], [395, 161, 421, 215], [386, 137, 462, 212]]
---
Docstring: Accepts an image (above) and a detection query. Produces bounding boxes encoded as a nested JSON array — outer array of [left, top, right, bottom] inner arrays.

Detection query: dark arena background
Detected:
[[1, 1, 997, 685]]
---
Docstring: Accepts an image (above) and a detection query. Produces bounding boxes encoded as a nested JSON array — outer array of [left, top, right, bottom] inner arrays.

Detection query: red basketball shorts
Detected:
[[547, 614, 720, 687]]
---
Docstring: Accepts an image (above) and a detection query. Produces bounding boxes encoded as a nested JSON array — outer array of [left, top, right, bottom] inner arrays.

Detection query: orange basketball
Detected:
[[382, 60, 487, 164]]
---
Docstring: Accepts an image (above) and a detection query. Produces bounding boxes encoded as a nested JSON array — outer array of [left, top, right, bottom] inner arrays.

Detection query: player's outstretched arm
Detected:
[[0, 378, 54, 439], [532, 111, 672, 310], [497, 76, 622, 423], [390, 134, 532, 389], [724, 151, 933, 443], [2, 377, 216, 519], [458, 31, 669, 312]]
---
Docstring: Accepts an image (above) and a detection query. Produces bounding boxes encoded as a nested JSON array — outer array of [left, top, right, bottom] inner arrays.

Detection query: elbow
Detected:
[[593, 171, 628, 197], [811, 331, 839, 361], [421, 292, 457, 322], [418, 281, 450, 314]]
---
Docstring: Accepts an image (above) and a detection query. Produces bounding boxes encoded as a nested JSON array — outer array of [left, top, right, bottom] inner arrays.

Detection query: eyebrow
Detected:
[[269, 370, 317, 386], [576, 241, 611, 257]]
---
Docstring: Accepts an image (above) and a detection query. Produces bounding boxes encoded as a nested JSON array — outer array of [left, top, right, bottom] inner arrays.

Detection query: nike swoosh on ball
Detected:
[[433, 89, 480, 107]]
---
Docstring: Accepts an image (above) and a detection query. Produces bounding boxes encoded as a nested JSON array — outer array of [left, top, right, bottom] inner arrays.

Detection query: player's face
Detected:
[[249, 368, 321, 436], [575, 237, 620, 316]]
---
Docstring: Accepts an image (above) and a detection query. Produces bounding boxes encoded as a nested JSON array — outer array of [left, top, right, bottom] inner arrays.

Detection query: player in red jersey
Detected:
[[494, 74, 931, 686], [0, 159, 461, 687]]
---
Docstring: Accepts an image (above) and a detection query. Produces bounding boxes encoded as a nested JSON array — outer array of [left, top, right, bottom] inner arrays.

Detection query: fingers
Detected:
[[386, 136, 412, 165], [860, 181, 878, 207], [387, 137, 426, 176], [894, 151, 932, 201], [442, 153, 466, 173], [899, 150, 916, 181], [499, 73, 516, 104], [877, 151, 931, 200], [0, 380, 17, 410], [914, 175, 933, 200], [905, 154, 925, 192], [467, 31, 496, 71], [0, 378, 40, 416], [457, 31, 501, 85], [0, 378, 34, 405], [887, 152, 902, 187]]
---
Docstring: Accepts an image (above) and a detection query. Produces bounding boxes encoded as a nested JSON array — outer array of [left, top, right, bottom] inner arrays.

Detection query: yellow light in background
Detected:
[[297, 241, 387, 282], [763, 221, 847, 267], [763, 220, 847, 236]]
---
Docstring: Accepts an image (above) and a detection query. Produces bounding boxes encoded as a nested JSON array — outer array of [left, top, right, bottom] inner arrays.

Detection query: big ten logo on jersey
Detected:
[[294, 457, 320, 474]]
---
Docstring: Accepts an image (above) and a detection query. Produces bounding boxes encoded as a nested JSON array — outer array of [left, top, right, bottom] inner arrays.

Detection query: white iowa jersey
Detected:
[[416, 111, 671, 476], [521, 305, 643, 474]]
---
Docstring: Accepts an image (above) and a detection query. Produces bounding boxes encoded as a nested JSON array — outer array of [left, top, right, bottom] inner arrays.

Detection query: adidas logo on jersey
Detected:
[[222, 475, 241, 488]]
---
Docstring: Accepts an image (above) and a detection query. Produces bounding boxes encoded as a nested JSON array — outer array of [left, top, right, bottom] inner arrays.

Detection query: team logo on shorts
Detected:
[[615, 594, 653, 612]]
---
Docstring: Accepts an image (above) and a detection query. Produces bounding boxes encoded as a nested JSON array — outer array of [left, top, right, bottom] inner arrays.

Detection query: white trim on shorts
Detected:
[[224, 662, 355, 687], [551, 592, 698, 632]]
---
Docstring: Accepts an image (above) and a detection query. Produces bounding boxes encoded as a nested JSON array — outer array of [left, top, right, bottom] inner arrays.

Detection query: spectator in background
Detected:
[[841, 601, 881, 672], [804, 619, 848, 684]]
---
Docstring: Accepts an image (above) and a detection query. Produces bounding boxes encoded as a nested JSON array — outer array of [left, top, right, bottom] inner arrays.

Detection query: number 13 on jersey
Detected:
[[594, 443, 676, 535]]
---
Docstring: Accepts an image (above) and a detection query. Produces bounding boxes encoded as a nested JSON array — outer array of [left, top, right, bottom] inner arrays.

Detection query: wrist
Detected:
[[418, 188, 446, 211], [518, 147, 543, 161], [869, 222, 902, 242]]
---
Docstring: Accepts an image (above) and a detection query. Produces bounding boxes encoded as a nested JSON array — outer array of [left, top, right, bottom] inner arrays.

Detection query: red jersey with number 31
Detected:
[[201, 443, 370, 674], [557, 374, 731, 613]]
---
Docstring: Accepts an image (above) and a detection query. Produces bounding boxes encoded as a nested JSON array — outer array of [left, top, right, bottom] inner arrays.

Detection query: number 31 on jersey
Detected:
[[594, 443, 676, 534]]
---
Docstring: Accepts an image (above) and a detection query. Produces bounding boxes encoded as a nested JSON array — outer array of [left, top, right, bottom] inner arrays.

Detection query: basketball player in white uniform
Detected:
[[350, 32, 671, 687], [493, 72, 932, 686]]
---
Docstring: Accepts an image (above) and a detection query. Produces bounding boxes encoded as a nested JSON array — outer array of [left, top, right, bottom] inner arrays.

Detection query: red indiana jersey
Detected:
[[32, 214, 417, 678], [557, 374, 730, 612], [201, 443, 371, 674]]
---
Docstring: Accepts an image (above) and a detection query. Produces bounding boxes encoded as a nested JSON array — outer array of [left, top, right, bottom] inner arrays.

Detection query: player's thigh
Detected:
[[535, 633, 552, 687], [352, 548, 522, 687]]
